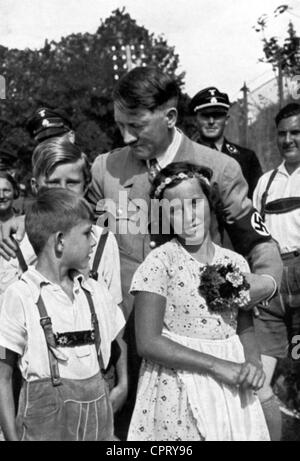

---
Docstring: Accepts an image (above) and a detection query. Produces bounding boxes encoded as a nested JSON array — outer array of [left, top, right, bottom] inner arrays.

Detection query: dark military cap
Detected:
[[0, 147, 17, 171], [26, 107, 73, 143], [190, 87, 231, 114]]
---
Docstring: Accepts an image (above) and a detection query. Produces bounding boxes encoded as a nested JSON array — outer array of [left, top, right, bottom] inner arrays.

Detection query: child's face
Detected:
[[33, 160, 86, 196], [162, 177, 210, 245], [0, 178, 15, 216], [62, 220, 96, 272]]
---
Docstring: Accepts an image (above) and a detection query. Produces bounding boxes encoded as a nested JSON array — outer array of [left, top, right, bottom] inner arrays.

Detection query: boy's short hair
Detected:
[[275, 103, 300, 126], [32, 137, 91, 187], [25, 187, 93, 256], [113, 66, 180, 112]]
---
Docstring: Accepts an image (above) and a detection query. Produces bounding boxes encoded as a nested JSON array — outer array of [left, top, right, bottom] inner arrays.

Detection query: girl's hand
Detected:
[[239, 360, 265, 391]]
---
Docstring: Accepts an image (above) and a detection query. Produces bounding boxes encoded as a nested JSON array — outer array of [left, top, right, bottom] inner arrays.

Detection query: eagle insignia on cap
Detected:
[[38, 109, 46, 118]]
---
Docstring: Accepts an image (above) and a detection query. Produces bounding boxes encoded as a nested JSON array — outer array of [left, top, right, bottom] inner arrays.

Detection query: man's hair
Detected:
[[32, 137, 91, 187], [113, 66, 180, 112], [275, 103, 300, 126], [25, 187, 93, 256]]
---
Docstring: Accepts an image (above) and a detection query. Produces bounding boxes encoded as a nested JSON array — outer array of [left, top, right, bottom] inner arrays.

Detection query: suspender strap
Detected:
[[36, 294, 62, 386], [81, 285, 105, 372], [264, 197, 300, 215], [90, 230, 109, 281], [12, 237, 28, 273], [260, 168, 278, 220]]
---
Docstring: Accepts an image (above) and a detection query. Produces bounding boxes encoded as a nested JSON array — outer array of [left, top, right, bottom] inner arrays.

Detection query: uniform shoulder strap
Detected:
[[90, 229, 109, 281], [260, 169, 278, 220]]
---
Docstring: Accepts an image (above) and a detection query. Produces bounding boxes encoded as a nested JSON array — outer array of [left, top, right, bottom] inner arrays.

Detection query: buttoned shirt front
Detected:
[[253, 161, 300, 253], [0, 267, 125, 381]]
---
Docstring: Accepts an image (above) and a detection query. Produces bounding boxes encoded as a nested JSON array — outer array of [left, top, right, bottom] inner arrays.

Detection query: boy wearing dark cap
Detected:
[[190, 87, 262, 198], [26, 107, 75, 144]]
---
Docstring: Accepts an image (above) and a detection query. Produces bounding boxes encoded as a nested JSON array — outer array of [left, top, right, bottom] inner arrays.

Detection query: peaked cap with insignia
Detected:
[[26, 107, 73, 143], [190, 87, 231, 114]]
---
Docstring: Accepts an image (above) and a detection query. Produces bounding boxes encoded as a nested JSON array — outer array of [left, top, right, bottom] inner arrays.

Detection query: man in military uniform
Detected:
[[190, 87, 262, 198], [26, 107, 75, 144]]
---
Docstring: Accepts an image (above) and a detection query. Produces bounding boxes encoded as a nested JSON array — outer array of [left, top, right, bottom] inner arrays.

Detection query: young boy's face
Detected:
[[63, 220, 96, 272], [33, 160, 86, 196]]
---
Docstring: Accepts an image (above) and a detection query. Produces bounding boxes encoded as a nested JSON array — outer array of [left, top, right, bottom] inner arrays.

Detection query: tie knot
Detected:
[[148, 158, 160, 182]]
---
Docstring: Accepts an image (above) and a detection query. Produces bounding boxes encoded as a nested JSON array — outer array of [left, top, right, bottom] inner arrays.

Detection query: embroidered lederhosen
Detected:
[[14, 244, 114, 441], [16, 284, 114, 441]]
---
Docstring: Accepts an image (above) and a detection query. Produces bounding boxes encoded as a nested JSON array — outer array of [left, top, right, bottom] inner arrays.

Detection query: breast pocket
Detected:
[[98, 194, 149, 259]]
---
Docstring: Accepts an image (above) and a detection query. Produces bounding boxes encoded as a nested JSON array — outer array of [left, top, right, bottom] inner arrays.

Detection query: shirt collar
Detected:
[[21, 267, 92, 304], [277, 161, 300, 177], [147, 127, 182, 169]]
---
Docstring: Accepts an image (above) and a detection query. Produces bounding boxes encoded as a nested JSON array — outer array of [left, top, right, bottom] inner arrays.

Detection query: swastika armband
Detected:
[[225, 209, 271, 255]]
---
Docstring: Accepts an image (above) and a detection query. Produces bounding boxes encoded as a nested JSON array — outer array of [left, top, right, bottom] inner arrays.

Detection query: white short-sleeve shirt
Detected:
[[0, 267, 125, 382], [253, 162, 300, 253]]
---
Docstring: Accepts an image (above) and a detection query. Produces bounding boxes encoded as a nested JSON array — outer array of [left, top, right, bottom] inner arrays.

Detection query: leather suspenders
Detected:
[[89, 229, 109, 281], [36, 285, 105, 387], [14, 240, 106, 387], [260, 168, 300, 219], [260, 168, 278, 220]]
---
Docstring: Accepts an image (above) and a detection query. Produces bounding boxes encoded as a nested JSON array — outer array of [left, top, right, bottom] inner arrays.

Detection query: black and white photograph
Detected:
[[0, 0, 300, 444]]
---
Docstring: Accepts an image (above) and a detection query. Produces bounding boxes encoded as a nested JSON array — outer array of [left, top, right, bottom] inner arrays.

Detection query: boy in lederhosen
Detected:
[[253, 103, 300, 440], [0, 188, 125, 440]]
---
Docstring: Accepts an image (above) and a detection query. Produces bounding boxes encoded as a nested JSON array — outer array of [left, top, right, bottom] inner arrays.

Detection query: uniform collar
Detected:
[[21, 267, 92, 304]]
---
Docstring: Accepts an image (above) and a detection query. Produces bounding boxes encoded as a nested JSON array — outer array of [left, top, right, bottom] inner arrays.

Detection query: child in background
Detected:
[[128, 162, 272, 441], [0, 188, 125, 440]]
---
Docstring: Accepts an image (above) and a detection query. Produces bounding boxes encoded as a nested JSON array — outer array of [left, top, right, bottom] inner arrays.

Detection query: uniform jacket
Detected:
[[193, 134, 262, 198], [221, 138, 262, 199], [87, 133, 282, 318]]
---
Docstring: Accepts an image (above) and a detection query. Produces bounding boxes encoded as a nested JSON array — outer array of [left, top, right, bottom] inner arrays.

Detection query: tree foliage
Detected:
[[0, 7, 186, 180]]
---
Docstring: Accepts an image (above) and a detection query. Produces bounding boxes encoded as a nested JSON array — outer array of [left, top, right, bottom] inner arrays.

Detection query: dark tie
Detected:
[[148, 158, 161, 182]]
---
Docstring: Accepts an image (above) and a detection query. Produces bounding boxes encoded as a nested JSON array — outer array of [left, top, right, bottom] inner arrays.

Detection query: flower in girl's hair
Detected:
[[199, 261, 250, 312]]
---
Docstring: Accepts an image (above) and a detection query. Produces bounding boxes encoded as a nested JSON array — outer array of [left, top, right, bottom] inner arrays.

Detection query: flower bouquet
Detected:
[[199, 258, 250, 312]]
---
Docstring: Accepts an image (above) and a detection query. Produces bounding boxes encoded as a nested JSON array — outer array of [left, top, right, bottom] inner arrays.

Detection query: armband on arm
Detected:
[[225, 209, 271, 256]]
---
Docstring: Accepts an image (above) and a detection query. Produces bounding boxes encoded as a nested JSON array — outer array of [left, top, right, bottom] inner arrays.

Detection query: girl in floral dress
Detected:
[[127, 162, 272, 441]]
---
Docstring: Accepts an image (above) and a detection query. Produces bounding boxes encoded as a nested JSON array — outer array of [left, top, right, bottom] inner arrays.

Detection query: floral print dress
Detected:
[[127, 240, 269, 441]]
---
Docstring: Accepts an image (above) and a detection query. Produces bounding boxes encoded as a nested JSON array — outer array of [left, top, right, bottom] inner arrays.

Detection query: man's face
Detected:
[[195, 109, 229, 142], [277, 114, 300, 170], [114, 104, 174, 160]]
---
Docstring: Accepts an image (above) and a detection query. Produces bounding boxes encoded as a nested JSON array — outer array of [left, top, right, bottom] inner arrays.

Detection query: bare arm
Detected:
[[109, 328, 128, 414], [0, 349, 19, 441], [134, 291, 246, 387], [236, 310, 265, 391]]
